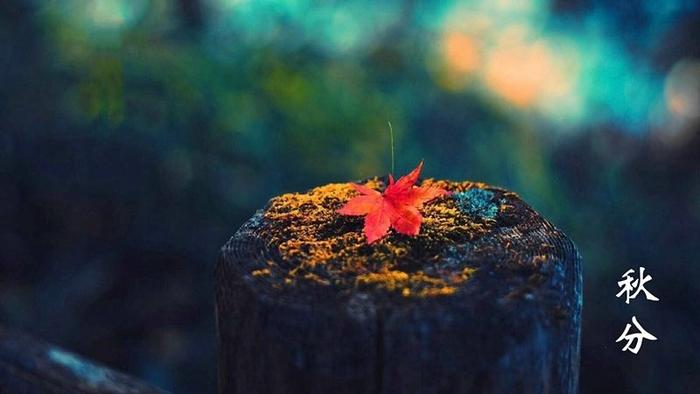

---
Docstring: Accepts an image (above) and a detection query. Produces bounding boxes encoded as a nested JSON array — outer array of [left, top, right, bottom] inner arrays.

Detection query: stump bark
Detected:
[[216, 180, 582, 394]]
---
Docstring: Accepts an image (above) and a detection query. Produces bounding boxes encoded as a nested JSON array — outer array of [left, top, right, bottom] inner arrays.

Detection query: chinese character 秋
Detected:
[[616, 316, 657, 354], [616, 267, 659, 304]]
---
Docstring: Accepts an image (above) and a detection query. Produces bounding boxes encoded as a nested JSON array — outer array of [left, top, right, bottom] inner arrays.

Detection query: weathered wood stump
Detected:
[[0, 326, 166, 393], [216, 178, 582, 394]]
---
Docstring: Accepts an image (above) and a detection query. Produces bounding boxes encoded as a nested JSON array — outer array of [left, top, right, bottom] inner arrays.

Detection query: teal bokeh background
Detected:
[[1, 1, 699, 392]]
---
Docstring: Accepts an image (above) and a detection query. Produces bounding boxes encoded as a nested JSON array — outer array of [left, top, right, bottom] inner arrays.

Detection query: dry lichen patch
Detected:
[[254, 178, 506, 298]]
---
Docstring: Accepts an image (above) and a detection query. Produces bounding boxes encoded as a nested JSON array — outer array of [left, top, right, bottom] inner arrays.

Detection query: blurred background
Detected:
[[1, 0, 699, 392]]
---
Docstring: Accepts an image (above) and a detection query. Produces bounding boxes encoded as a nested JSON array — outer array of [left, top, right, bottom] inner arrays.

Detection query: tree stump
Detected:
[[216, 178, 582, 394]]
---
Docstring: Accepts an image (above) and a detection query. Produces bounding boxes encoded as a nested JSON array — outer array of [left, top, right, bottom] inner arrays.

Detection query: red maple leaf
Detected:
[[337, 161, 450, 243]]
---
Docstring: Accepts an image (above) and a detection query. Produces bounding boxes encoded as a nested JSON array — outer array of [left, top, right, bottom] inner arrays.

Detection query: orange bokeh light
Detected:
[[484, 41, 571, 108], [442, 31, 479, 75]]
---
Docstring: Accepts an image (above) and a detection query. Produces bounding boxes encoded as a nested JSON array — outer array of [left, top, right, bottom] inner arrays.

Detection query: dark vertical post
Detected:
[[216, 182, 582, 394]]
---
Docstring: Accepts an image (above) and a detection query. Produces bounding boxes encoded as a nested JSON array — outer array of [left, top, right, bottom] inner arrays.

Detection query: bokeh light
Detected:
[[442, 32, 479, 77], [665, 58, 700, 120], [39, 0, 697, 133]]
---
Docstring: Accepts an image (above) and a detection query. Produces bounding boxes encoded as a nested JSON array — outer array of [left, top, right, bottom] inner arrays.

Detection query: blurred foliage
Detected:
[[1, 0, 700, 393]]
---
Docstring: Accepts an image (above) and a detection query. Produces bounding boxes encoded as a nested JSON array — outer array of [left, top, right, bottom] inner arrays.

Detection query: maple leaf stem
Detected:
[[388, 121, 395, 176]]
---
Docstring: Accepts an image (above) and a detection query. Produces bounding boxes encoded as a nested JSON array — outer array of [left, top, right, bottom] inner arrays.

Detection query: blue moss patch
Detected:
[[453, 188, 499, 220]]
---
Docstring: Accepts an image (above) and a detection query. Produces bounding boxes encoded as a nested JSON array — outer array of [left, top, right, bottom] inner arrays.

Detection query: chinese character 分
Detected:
[[616, 267, 659, 304], [616, 316, 657, 354]]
